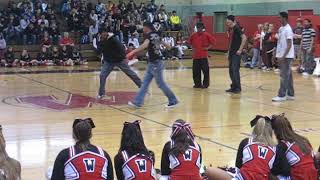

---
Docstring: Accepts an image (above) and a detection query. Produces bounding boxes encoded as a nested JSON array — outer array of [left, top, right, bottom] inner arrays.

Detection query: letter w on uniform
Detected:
[[135, 159, 147, 172], [83, 158, 96, 172], [258, 146, 269, 159]]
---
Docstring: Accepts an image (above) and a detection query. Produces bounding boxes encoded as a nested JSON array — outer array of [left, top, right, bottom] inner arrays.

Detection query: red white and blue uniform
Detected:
[[121, 151, 156, 180], [51, 144, 114, 180], [235, 138, 276, 180], [280, 140, 317, 180], [161, 141, 202, 180], [114, 150, 156, 180]]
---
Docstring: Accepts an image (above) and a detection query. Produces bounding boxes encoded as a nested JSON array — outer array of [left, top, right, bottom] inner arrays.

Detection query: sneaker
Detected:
[[302, 72, 310, 76], [128, 101, 141, 108], [225, 88, 234, 93], [193, 85, 203, 89], [97, 94, 105, 100], [232, 89, 241, 94], [274, 68, 280, 72], [272, 96, 286, 102], [262, 66, 267, 70], [286, 96, 295, 101], [166, 102, 179, 108]]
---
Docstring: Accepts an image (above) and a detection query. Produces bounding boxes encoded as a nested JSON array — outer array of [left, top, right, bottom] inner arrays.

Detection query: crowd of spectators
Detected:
[[241, 18, 318, 76], [0, 0, 185, 67]]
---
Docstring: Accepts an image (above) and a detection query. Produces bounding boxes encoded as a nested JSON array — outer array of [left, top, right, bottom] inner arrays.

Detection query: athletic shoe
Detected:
[[128, 101, 141, 108], [262, 66, 267, 70], [166, 102, 179, 108], [272, 96, 286, 102], [193, 85, 203, 89], [274, 68, 280, 72], [225, 88, 234, 92], [286, 96, 295, 101], [97, 95, 105, 100], [232, 89, 241, 94], [302, 72, 310, 76]]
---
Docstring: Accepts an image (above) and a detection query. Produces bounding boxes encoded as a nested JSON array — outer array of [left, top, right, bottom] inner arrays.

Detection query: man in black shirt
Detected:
[[226, 15, 247, 93], [127, 22, 178, 108], [97, 30, 142, 99]]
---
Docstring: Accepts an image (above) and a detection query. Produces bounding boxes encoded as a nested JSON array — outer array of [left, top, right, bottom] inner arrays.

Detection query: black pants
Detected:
[[193, 58, 210, 88], [228, 54, 241, 91]]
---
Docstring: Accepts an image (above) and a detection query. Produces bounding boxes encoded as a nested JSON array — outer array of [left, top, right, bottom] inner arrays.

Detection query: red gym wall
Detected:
[[189, 15, 320, 56]]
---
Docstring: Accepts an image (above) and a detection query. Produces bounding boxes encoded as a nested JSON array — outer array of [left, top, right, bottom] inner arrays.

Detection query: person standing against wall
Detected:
[[301, 19, 316, 75], [293, 18, 304, 71], [226, 15, 247, 94], [188, 22, 216, 89], [250, 24, 263, 69], [272, 12, 295, 102]]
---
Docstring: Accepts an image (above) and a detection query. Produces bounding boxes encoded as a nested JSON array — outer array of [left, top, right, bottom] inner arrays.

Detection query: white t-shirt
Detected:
[[276, 24, 295, 58]]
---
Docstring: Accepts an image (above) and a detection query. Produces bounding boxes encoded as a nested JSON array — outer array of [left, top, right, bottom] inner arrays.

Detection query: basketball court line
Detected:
[[170, 82, 320, 118], [14, 74, 238, 151]]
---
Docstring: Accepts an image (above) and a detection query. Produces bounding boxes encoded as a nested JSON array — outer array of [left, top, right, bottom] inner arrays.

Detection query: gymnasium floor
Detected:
[[1, 56, 320, 179]]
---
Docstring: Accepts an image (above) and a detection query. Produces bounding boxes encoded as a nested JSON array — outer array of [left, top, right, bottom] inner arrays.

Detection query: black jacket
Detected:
[[98, 35, 126, 63]]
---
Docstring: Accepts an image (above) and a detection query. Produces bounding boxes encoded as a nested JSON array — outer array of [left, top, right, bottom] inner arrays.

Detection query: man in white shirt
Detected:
[[272, 12, 295, 102]]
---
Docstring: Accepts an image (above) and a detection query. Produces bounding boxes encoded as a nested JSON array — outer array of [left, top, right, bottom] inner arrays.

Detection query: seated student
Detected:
[[114, 120, 156, 180], [242, 39, 254, 68], [37, 46, 52, 66], [175, 32, 188, 60], [20, 49, 37, 66], [162, 33, 177, 60], [0, 125, 21, 179], [1, 47, 19, 67], [161, 119, 202, 180], [126, 43, 139, 66], [127, 34, 139, 49], [61, 45, 73, 66], [271, 114, 318, 180], [51, 46, 63, 65], [71, 48, 87, 65], [50, 118, 114, 180], [205, 117, 280, 180]]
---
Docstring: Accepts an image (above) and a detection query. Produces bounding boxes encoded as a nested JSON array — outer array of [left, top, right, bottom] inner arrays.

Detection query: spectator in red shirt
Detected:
[[59, 32, 74, 47], [250, 24, 263, 69], [188, 22, 216, 89]]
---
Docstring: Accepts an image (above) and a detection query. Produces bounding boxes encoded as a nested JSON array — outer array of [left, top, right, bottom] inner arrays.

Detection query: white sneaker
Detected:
[[302, 72, 310, 76], [286, 96, 295, 101], [97, 95, 105, 100], [272, 96, 286, 102], [128, 101, 141, 109]]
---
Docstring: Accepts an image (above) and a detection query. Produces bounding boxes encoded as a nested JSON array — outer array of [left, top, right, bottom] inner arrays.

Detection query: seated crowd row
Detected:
[[0, 45, 86, 67]]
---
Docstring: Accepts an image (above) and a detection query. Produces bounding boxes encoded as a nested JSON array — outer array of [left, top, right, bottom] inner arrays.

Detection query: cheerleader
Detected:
[[161, 119, 202, 180], [51, 118, 114, 180], [271, 114, 318, 180], [114, 120, 156, 180]]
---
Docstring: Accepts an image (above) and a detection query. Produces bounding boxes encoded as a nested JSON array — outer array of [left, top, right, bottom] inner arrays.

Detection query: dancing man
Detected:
[[97, 29, 142, 99], [127, 22, 178, 108]]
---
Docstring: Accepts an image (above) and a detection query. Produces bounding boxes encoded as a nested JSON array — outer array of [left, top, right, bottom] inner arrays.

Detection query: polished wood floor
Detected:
[[0, 58, 320, 180]]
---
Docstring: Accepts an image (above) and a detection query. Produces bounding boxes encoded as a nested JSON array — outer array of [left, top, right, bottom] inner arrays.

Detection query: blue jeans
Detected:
[[99, 61, 141, 96], [133, 61, 178, 106], [250, 48, 260, 68], [278, 58, 294, 97]]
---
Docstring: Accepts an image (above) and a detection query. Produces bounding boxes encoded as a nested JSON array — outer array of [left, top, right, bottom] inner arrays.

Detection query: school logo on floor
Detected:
[[7, 92, 136, 110]]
